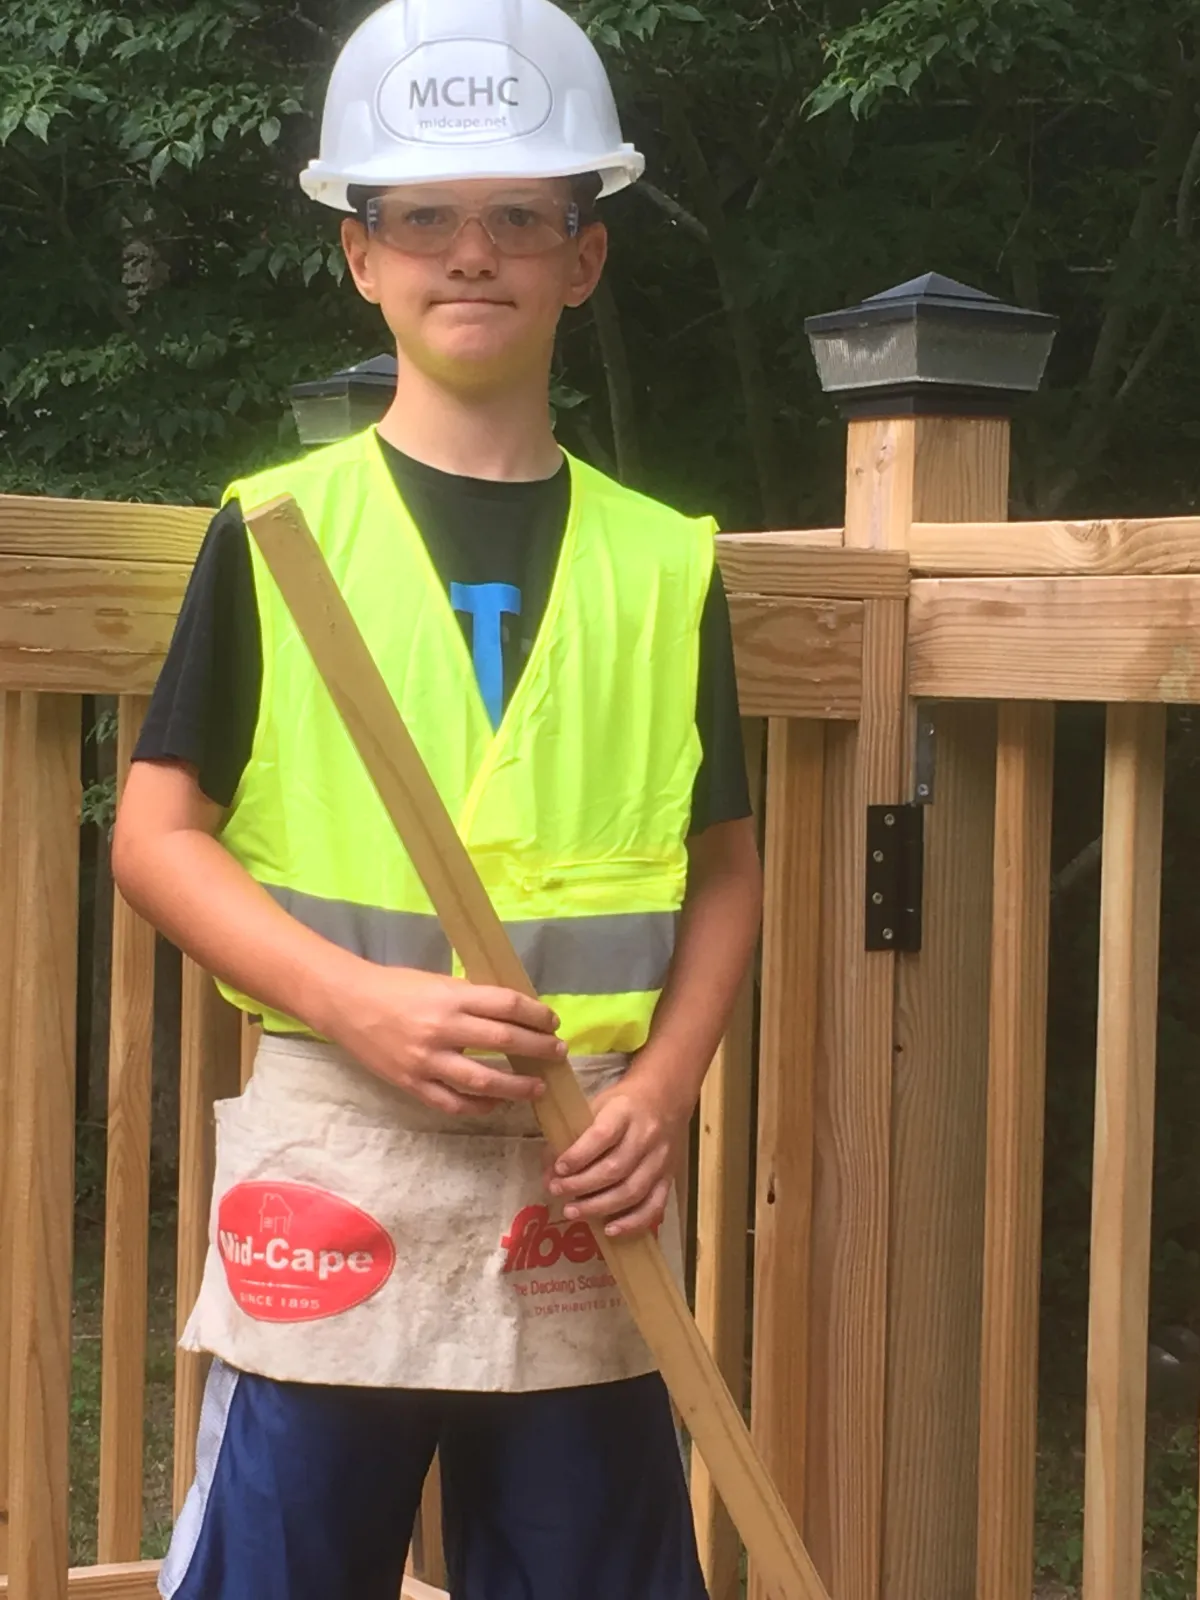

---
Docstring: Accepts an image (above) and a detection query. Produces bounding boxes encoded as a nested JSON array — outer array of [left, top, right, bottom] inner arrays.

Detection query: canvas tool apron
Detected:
[[181, 1034, 682, 1392]]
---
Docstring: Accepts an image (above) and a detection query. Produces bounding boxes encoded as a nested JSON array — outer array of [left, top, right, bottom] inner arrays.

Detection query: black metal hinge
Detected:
[[865, 804, 924, 953]]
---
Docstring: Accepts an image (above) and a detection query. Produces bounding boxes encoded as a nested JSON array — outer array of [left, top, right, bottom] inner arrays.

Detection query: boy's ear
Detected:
[[341, 216, 380, 305], [563, 222, 608, 310]]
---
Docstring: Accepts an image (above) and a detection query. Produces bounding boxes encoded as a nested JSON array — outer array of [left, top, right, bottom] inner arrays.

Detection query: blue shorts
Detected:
[[160, 1361, 709, 1600]]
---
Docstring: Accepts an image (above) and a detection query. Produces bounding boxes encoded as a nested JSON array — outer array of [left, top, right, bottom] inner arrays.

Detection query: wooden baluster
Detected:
[[0, 691, 22, 1577], [173, 964, 241, 1514], [97, 697, 156, 1562], [692, 719, 763, 1600], [977, 703, 1055, 1600], [1082, 703, 1166, 1600], [748, 718, 824, 1599], [7, 693, 82, 1600]]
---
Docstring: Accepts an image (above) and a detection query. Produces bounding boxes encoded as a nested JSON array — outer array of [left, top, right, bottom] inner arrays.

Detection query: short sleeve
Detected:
[[133, 499, 263, 807], [690, 564, 752, 834]]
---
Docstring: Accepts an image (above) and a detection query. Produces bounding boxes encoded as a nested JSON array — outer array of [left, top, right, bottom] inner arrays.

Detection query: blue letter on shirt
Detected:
[[449, 582, 522, 730]]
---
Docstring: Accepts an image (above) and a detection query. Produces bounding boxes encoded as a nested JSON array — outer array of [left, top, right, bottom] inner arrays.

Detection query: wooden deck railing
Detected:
[[3, 476, 1199, 1600]]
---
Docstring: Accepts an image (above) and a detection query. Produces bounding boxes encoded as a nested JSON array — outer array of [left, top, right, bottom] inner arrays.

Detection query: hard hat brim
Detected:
[[300, 147, 645, 212]]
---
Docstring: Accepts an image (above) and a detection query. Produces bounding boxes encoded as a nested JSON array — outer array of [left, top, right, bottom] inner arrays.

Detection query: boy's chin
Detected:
[[408, 337, 537, 389]]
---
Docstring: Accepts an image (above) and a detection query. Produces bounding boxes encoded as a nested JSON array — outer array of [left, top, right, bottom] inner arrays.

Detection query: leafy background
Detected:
[[3, 0, 1199, 1588]]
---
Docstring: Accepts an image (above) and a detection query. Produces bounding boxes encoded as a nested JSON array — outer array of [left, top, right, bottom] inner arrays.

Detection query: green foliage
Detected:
[[1035, 1409, 1198, 1599], [4, 0, 1199, 520], [806, 0, 1147, 119], [0, 0, 377, 503]]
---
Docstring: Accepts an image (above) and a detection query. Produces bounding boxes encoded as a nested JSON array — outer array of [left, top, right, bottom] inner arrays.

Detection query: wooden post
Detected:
[[692, 717, 762, 1600], [814, 415, 1008, 1600], [7, 692, 82, 1600], [97, 697, 156, 1562], [749, 718, 824, 1600], [1082, 704, 1165, 1600], [0, 693, 21, 1578], [977, 703, 1055, 1600], [173, 963, 242, 1514]]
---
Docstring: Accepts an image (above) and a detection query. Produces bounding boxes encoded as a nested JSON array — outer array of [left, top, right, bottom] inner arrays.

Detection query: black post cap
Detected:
[[805, 273, 1057, 419]]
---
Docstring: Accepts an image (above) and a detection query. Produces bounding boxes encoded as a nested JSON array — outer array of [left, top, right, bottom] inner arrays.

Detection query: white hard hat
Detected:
[[301, 0, 645, 211]]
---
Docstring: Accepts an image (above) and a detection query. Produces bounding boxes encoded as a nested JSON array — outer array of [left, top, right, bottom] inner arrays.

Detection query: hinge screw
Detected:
[[883, 928, 895, 941], [884, 812, 896, 826]]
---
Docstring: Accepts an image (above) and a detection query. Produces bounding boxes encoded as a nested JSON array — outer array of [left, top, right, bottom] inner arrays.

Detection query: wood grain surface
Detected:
[[749, 718, 825, 1600], [1082, 705, 1165, 1600], [717, 539, 908, 599], [691, 719, 763, 1600], [908, 515, 1200, 575], [0, 557, 187, 694], [909, 574, 1200, 702], [977, 704, 1055, 1600], [97, 697, 156, 1562], [0, 494, 208, 564], [0, 693, 21, 1575], [173, 964, 242, 1515], [727, 594, 862, 719], [6, 693, 81, 1600]]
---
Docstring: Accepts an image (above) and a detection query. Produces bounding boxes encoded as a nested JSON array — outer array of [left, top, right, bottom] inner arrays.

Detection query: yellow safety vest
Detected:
[[217, 428, 715, 1054]]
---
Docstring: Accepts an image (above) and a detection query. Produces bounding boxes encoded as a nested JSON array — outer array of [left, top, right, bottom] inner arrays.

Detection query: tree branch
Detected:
[[1041, 73, 1198, 512], [9, 146, 139, 337], [746, 92, 806, 213], [656, 78, 790, 527], [636, 182, 710, 245], [590, 276, 641, 487]]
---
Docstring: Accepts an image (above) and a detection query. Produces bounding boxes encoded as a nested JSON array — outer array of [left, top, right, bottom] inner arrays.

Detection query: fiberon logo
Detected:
[[500, 1203, 604, 1274], [376, 38, 554, 146]]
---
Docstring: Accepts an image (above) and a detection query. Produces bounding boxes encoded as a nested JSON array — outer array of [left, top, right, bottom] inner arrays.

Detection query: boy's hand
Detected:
[[331, 962, 563, 1116], [545, 1074, 689, 1240]]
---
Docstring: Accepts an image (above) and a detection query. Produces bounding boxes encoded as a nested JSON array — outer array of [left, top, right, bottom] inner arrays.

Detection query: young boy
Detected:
[[113, 2, 761, 1596]]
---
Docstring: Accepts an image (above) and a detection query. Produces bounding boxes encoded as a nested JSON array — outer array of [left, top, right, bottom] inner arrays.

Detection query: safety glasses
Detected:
[[365, 193, 581, 257]]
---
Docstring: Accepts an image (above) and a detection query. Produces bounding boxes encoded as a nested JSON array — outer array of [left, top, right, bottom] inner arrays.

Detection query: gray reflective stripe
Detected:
[[264, 885, 676, 995], [508, 910, 677, 995], [265, 886, 452, 974]]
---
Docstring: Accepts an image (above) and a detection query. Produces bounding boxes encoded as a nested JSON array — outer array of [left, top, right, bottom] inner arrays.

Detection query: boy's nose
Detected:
[[445, 216, 500, 277]]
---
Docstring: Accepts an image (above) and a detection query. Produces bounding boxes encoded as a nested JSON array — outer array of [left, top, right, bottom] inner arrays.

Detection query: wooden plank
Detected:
[[7, 693, 81, 1600], [1082, 704, 1166, 1600], [977, 703, 1055, 1600], [402, 1581, 451, 1600], [239, 1015, 261, 1091], [717, 538, 908, 599], [0, 557, 187, 695], [0, 694, 21, 1574], [909, 515, 1200, 576], [0, 1564, 448, 1600], [728, 595, 862, 720], [721, 528, 845, 548], [173, 963, 242, 1515], [245, 495, 829, 1600], [0, 494, 209, 564], [413, 1456, 447, 1588], [0, 1562, 161, 1599], [691, 719, 763, 1600], [909, 575, 1200, 702], [97, 697, 155, 1563], [749, 718, 824, 1600]]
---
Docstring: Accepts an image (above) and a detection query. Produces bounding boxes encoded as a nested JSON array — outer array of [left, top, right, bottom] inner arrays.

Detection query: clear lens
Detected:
[[367, 195, 580, 257]]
